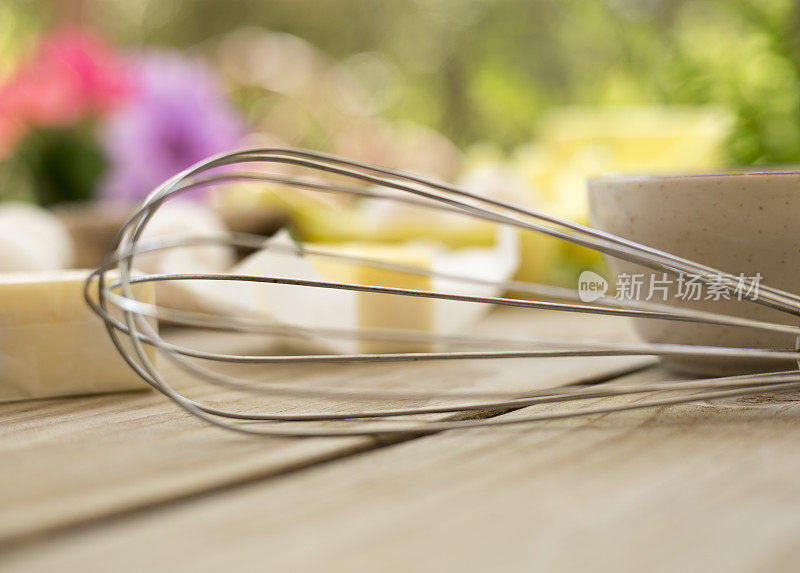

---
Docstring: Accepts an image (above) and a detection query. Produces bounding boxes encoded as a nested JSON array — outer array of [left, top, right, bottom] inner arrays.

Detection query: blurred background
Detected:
[[0, 0, 797, 286]]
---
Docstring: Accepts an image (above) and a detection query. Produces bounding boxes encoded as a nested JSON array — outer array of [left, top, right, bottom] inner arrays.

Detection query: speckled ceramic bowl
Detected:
[[588, 171, 800, 376]]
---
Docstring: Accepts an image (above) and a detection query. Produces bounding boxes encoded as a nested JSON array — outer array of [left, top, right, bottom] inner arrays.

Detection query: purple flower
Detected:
[[100, 52, 245, 202]]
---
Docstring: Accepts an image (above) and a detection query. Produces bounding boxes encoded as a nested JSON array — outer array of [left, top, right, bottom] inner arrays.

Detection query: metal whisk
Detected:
[[85, 148, 800, 437]]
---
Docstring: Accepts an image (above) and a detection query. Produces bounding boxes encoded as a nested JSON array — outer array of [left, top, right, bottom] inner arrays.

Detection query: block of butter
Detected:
[[187, 228, 518, 355], [0, 270, 155, 402], [312, 244, 434, 354]]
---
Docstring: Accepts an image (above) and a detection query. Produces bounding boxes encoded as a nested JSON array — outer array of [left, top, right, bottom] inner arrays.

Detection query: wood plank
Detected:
[[5, 368, 799, 573], [0, 309, 649, 545]]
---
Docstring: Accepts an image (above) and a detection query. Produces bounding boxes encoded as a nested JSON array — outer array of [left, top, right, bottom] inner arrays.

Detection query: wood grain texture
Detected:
[[4, 367, 800, 573], [0, 309, 647, 546]]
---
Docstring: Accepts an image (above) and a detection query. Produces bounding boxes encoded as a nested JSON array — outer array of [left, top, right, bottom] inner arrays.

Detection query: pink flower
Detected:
[[0, 27, 130, 156]]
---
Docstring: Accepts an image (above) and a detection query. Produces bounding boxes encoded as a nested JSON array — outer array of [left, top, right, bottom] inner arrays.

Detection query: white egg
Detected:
[[0, 203, 75, 272], [133, 200, 235, 312], [137, 200, 234, 273]]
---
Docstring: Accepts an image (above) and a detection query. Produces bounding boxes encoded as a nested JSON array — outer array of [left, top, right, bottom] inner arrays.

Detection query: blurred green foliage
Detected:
[[14, 125, 106, 206], [4, 0, 800, 164]]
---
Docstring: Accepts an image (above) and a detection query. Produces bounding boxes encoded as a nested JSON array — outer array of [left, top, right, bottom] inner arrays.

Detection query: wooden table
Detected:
[[1, 309, 799, 572]]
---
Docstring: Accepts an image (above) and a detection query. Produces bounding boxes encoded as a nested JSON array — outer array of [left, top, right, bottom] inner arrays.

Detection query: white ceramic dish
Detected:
[[588, 171, 800, 376]]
